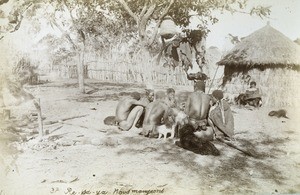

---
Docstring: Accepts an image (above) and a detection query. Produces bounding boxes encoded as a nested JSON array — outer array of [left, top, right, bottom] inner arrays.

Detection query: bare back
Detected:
[[143, 101, 169, 126], [115, 97, 136, 122], [185, 91, 211, 120]]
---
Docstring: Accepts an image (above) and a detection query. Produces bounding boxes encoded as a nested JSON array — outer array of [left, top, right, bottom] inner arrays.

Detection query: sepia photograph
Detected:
[[0, 0, 299, 194]]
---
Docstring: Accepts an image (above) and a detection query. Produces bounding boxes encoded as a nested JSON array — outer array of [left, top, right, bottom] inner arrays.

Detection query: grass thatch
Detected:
[[221, 67, 300, 107], [218, 23, 300, 67]]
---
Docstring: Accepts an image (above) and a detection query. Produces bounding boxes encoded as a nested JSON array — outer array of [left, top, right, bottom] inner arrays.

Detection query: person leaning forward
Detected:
[[208, 90, 234, 140], [115, 92, 150, 131], [184, 81, 214, 141], [141, 88, 177, 137]]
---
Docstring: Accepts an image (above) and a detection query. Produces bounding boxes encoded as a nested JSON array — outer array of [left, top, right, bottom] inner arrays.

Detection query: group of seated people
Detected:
[[109, 81, 235, 156]]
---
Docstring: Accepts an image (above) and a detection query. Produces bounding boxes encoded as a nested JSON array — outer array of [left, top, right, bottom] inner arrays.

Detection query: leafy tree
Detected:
[[1, 0, 271, 85], [1, 0, 127, 93], [112, 0, 270, 46], [111, 0, 270, 74]]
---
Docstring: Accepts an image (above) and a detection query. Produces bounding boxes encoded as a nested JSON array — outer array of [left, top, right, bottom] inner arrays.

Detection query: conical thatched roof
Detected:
[[218, 23, 300, 66]]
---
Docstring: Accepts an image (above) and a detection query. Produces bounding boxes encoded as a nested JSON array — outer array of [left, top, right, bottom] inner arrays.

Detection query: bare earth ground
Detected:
[[1, 79, 300, 195]]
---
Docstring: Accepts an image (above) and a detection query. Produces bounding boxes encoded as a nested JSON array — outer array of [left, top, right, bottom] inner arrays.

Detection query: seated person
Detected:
[[245, 81, 262, 107], [141, 88, 177, 137], [115, 92, 149, 131], [134, 89, 155, 128], [184, 81, 214, 141], [208, 90, 234, 140], [175, 124, 220, 156]]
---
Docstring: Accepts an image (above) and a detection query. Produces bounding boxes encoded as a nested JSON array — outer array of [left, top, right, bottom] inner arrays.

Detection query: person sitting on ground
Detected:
[[208, 90, 234, 140], [115, 92, 149, 131], [134, 89, 154, 128], [244, 81, 262, 107], [141, 88, 177, 138], [236, 81, 262, 107], [184, 81, 214, 141], [175, 123, 220, 156]]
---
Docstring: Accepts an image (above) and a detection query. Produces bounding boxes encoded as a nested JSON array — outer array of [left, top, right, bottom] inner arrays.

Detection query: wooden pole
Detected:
[[33, 98, 44, 137]]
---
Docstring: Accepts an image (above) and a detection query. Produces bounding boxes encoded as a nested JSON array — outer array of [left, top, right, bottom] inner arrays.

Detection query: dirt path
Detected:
[[1, 80, 300, 195]]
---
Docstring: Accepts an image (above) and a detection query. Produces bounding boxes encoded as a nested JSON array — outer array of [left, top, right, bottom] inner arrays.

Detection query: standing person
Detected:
[[141, 88, 177, 137], [184, 81, 214, 141], [115, 92, 149, 131], [208, 90, 234, 140]]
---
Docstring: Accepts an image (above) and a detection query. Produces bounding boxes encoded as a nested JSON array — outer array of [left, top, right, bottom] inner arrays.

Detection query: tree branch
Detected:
[[49, 17, 77, 50], [158, 0, 174, 21], [149, 0, 174, 46], [143, 4, 156, 20], [117, 0, 139, 23], [139, 1, 148, 18], [9, 3, 33, 33], [0, 0, 9, 6], [62, 0, 86, 44]]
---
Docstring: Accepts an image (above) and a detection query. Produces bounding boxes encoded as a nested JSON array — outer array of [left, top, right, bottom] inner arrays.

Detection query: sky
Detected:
[[193, 0, 300, 51]]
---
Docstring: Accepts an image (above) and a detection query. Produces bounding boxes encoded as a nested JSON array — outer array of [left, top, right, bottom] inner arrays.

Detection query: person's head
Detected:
[[166, 88, 175, 99], [250, 81, 256, 88], [166, 88, 176, 107], [175, 111, 189, 126], [145, 89, 154, 102], [194, 80, 206, 92], [211, 90, 224, 102], [131, 92, 141, 100]]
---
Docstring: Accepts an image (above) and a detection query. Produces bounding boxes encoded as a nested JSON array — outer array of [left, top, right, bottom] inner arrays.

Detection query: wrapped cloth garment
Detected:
[[245, 88, 262, 100], [209, 100, 234, 138], [175, 124, 220, 156]]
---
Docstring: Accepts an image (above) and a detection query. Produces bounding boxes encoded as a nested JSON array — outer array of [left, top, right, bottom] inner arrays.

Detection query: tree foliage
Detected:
[[0, 0, 272, 83], [109, 0, 271, 46]]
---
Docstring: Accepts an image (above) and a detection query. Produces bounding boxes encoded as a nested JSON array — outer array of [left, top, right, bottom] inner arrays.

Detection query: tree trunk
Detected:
[[138, 20, 147, 47], [77, 46, 85, 94], [193, 36, 206, 71]]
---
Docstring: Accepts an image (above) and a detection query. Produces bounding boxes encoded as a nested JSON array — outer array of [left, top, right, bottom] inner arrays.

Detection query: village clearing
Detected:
[[1, 79, 300, 195]]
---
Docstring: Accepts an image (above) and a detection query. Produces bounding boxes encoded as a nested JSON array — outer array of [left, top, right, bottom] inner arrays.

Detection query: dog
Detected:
[[157, 111, 188, 140], [268, 109, 289, 119], [156, 123, 176, 141], [175, 124, 220, 156]]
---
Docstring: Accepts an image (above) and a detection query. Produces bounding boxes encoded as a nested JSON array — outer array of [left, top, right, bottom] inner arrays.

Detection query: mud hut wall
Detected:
[[222, 65, 300, 107]]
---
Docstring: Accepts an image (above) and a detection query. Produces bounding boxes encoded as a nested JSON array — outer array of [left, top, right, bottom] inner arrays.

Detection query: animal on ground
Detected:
[[268, 109, 289, 119], [156, 124, 176, 141], [104, 116, 117, 126], [175, 124, 220, 156], [157, 111, 188, 140]]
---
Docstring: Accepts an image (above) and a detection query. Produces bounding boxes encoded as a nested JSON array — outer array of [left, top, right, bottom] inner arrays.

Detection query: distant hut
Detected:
[[295, 38, 300, 45], [218, 23, 300, 107]]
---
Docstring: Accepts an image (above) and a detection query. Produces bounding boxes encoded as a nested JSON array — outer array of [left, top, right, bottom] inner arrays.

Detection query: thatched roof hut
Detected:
[[218, 23, 300, 107], [219, 23, 300, 67]]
